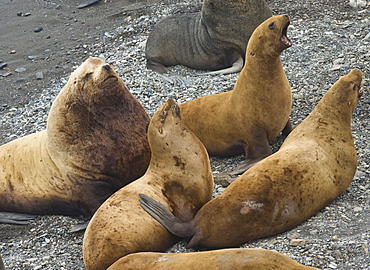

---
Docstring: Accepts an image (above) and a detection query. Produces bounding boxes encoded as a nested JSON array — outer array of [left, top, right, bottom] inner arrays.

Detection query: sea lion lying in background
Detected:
[[179, 15, 293, 175], [107, 248, 320, 270], [145, 0, 272, 74], [83, 99, 214, 270], [140, 69, 362, 249], [0, 57, 150, 226]]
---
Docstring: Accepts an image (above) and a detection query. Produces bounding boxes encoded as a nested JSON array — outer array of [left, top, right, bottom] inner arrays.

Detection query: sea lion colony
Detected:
[[0, 4, 365, 270]]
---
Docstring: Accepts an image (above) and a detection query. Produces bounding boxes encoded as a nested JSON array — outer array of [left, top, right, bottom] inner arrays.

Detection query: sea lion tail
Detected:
[[139, 194, 195, 239]]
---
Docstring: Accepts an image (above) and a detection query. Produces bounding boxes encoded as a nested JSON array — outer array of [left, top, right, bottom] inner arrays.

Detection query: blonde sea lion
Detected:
[[107, 248, 320, 270], [140, 69, 363, 249], [145, 0, 272, 74], [178, 15, 293, 175], [0, 57, 150, 223], [83, 99, 214, 270]]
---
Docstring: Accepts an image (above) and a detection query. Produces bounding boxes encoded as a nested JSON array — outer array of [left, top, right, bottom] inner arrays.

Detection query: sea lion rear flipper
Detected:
[[199, 56, 244, 76], [0, 212, 37, 225], [77, 0, 101, 9], [69, 220, 90, 233], [139, 194, 194, 238]]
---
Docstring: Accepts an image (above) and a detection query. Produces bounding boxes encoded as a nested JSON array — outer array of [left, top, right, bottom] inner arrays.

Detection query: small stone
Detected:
[[28, 56, 37, 60], [36, 71, 44, 80], [290, 239, 307, 246], [2, 72, 12, 77], [9, 50, 16, 54], [14, 78, 28, 83], [330, 65, 342, 71], [333, 250, 341, 256], [354, 207, 362, 212], [24, 12, 31, 16], [0, 63, 7, 69], [34, 27, 43, 33], [17, 11, 23, 16], [15, 68, 26, 73]]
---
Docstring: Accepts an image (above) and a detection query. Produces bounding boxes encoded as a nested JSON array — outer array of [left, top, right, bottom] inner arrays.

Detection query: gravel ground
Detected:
[[1, 0, 369, 269]]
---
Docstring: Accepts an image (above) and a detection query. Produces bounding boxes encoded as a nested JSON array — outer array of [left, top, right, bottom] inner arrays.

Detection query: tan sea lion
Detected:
[[107, 248, 320, 270], [179, 14, 293, 174], [145, 0, 272, 74], [0, 57, 150, 223], [140, 69, 363, 249], [83, 99, 214, 270]]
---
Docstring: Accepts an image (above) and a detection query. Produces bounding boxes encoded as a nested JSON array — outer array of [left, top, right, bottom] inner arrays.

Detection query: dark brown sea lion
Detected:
[[108, 248, 320, 270], [179, 15, 293, 174], [83, 99, 214, 270], [0, 57, 150, 224], [145, 0, 272, 74], [140, 69, 363, 249]]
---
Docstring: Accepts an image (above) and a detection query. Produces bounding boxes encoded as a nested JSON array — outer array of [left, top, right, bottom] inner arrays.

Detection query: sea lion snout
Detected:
[[102, 64, 111, 72]]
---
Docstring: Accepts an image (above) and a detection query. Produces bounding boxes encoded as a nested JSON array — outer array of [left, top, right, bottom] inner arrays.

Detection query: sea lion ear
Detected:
[[268, 22, 275, 30]]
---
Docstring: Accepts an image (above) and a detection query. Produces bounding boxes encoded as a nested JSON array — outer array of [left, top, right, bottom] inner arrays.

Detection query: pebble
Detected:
[[36, 71, 44, 80], [290, 239, 307, 246], [0, 63, 7, 69], [34, 27, 43, 33], [15, 68, 26, 73]]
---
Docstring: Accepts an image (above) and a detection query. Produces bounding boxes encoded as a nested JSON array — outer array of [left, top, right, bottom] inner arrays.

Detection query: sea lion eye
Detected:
[[268, 22, 275, 30], [161, 110, 167, 122]]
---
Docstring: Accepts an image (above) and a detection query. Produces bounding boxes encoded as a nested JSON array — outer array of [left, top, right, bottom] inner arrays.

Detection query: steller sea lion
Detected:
[[140, 69, 363, 249], [107, 248, 320, 270], [145, 0, 272, 74], [0, 57, 150, 224], [82, 99, 214, 270], [178, 15, 293, 175]]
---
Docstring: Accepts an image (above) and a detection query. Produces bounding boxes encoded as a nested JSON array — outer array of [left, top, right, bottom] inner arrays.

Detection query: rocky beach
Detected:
[[0, 0, 369, 269]]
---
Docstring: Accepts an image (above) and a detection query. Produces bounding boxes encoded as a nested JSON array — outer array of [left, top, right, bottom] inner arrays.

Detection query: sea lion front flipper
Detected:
[[139, 194, 195, 238], [198, 56, 244, 76], [281, 119, 293, 137], [0, 212, 37, 225], [229, 126, 272, 177]]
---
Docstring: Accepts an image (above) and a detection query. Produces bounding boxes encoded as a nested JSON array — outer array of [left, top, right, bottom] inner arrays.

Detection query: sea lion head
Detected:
[[247, 14, 292, 58], [326, 68, 363, 113], [147, 98, 186, 156], [64, 57, 126, 106]]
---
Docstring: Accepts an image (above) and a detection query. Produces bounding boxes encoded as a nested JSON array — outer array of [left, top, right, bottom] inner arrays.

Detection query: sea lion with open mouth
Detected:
[[179, 15, 293, 175]]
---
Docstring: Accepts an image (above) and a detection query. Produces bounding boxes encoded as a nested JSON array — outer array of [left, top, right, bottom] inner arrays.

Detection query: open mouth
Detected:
[[103, 75, 117, 82], [281, 21, 292, 47]]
